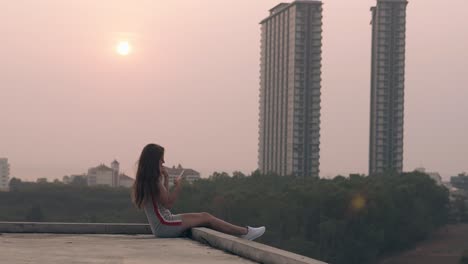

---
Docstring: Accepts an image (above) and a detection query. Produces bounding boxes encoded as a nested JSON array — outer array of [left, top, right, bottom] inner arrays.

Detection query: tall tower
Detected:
[[111, 160, 120, 187], [259, 1, 323, 177], [369, 0, 408, 175]]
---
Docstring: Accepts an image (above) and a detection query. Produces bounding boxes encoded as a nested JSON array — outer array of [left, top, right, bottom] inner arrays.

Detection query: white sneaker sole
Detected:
[[248, 228, 265, 241]]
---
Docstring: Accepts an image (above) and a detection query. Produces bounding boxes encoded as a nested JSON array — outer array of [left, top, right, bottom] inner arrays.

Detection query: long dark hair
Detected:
[[132, 143, 164, 209]]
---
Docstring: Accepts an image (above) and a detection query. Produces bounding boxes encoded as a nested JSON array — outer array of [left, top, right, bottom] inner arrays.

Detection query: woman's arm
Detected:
[[157, 176, 182, 209], [161, 167, 169, 191]]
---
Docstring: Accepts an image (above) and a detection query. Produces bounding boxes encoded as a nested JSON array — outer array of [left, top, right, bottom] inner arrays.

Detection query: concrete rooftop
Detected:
[[0, 223, 327, 264], [0, 233, 256, 264]]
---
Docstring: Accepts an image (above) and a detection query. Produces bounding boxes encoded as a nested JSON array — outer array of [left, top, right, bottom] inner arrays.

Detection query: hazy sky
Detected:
[[1, 0, 467, 181]]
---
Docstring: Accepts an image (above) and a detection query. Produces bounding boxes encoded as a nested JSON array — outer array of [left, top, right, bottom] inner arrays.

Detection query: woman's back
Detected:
[[143, 193, 185, 238]]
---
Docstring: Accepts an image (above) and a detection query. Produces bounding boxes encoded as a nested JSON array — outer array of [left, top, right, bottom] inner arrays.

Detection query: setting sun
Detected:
[[116, 41, 131, 56]]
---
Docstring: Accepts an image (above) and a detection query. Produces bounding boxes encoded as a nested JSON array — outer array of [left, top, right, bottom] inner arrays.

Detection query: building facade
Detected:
[[166, 164, 201, 187], [258, 1, 323, 177], [0, 158, 10, 191], [111, 160, 120, 188], [65, 160, 133, 188], [87, 164, 114, 187], [369, 0, 408, 175], [87, 160, 121, 187], [119, 174, 135, 188]]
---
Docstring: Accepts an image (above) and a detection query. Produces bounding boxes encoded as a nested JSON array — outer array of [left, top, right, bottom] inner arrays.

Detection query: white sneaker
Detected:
[[240, 226, 266, 241]]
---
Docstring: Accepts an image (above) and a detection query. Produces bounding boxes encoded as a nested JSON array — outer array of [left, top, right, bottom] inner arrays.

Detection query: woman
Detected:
[[132, 143, 265, 240]]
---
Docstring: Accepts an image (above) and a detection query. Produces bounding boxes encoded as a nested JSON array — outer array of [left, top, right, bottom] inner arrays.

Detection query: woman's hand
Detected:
[[160, 165, 169, 178], [160, 165, 169, 190], [174, 176, 182, 187], [159, 175, 182, 209]]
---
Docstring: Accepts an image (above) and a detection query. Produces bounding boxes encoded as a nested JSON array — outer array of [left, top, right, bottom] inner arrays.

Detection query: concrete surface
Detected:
[[0, 222, 327, 264], [0, 222, 152, 234], [0, 233, 257, 264], [191, 228, 328, 264]]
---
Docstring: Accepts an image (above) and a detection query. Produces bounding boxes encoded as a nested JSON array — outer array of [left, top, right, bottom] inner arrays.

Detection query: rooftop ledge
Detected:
[[0, 222, 327, 264]]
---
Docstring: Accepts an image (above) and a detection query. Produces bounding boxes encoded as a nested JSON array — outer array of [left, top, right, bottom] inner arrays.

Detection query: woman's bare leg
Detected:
[[180, 212, 247, 236]]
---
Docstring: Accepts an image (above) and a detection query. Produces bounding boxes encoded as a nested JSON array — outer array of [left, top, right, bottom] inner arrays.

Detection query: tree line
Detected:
[[0, 171, 450, 264]]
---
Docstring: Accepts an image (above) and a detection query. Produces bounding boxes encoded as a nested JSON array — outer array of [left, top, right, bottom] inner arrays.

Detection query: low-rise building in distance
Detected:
[[63, 160, 135, 188], [0, 158, 10, 191], [166, 164, 201, 187]]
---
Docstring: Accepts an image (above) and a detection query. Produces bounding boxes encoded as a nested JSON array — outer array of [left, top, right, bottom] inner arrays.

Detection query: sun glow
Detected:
[[116, 41, 132, 56]]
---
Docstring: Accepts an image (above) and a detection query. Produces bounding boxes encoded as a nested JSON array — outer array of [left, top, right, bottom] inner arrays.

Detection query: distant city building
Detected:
[[62, 174, 87, 185], [450, 172, 468, 190], [119, 174, 134, 188], [63, 175, 70, 184], [111, 160, 120, 188], [258, 1, 323, 177], [62, 160, 134, 188], [415, 167, 442, 185], [0, 158, 10, 191], [87, 164, 115, 187], [369, 0, 408, 175], [36, 178, 48, 183], [87, 160, 127, 187], [166, 164, 201, 187]]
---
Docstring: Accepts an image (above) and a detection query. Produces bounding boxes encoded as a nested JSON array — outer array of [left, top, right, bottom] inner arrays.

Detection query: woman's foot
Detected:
[[240, 226, 265, 241]]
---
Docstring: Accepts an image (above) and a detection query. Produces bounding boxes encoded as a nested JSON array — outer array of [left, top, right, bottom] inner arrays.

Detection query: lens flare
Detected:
[[351, 194, 366, 212]]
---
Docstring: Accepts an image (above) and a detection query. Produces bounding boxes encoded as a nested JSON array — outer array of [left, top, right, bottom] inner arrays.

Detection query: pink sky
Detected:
[[1, 0, 467, 181]]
